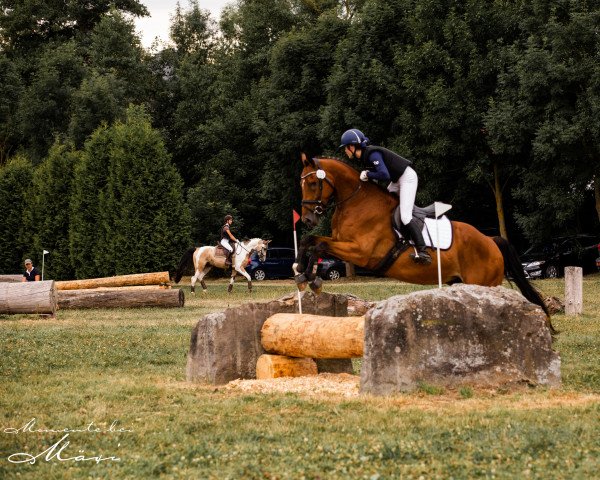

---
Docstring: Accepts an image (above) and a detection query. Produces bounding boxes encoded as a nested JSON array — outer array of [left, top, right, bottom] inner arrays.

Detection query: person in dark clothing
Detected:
[[22, 259, 41, 281], [339, 128, 431, 265], [220, 215, 238, 266]]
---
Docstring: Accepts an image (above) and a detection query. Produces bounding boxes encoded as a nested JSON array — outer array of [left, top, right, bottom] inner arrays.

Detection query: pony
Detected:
[[295, 155, 552, 329], [173, 238, 270, 293]]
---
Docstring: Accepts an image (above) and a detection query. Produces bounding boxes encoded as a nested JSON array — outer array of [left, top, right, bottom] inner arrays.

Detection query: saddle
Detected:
[[215, 245, 228, 258], [392, 203, 453, 250]]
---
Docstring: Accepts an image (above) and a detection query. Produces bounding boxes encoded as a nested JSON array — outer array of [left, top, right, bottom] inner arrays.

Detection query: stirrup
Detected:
[[409, 248, 432, 265]]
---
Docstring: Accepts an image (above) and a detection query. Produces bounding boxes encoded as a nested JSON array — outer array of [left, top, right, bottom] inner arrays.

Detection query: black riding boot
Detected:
[[405, 219, 432, 265], [225, 251, 232, 267]]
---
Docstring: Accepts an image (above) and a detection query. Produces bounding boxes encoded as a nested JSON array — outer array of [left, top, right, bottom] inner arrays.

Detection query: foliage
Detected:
[[0, 155, 34, 273], [31, 140, 80, 280]]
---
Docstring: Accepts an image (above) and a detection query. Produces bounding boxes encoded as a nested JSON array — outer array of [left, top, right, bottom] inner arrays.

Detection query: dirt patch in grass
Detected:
[[167, 373, 600, 412]]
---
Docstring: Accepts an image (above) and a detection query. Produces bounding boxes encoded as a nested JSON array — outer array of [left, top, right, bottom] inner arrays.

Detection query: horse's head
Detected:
[[254, 239, 271, 262], [300, 153, 336, 228]]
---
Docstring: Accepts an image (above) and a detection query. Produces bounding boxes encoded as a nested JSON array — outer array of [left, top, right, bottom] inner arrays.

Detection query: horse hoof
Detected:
[[309, 277, 323, 294], [297, 282, 308, 292], [227, 285, 233, 293], [295, 274, 307, 285]]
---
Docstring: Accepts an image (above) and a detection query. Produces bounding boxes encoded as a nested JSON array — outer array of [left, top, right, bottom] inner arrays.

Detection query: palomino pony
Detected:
[[173, 238, 270, 293], [296, 155, 552, 328]]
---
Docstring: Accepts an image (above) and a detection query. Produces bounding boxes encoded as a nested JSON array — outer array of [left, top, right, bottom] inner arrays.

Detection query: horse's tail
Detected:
[[492, 236, 554, 332], [173, 247, 196, 283]]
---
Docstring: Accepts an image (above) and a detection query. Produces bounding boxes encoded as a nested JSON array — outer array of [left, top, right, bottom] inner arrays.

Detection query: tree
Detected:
[[16, 41, 85, 162], [0, 155, 35, 272], [31, 140, 80, 280], [0, 0, 148, 54]]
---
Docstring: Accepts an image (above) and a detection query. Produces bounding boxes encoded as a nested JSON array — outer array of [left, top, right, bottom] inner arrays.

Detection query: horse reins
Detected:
[[301, 157, 362, 215]]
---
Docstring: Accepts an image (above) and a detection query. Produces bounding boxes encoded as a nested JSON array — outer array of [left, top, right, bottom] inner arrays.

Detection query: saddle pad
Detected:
[[423, 216, 452, 250], [215, 245, 227, 257], [394, 216, 453, 250]]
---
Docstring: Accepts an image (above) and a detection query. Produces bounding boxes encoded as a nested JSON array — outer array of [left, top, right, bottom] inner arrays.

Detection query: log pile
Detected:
[[55, 271, 184, 309], [257, 313, 364, 380]]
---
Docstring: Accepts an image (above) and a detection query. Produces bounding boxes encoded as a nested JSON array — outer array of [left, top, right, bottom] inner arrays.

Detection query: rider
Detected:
[[220, 215, 238, 267], [339, 128, 432, 265]]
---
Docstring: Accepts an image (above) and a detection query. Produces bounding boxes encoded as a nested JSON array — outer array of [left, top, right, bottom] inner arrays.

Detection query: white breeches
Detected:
[[387, 166, 418, 225], [221, 239, 233, 252]]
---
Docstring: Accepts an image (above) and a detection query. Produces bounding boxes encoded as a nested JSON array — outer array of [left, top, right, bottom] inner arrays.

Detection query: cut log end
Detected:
[[256, 354, 317, 379]]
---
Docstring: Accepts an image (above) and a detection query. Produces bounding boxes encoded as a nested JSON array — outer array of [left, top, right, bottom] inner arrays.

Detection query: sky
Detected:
[[134, 0, 232, 49]]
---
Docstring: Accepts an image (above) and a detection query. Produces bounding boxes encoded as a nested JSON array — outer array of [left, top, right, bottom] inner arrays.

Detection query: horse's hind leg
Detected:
[[197, 266, 211, 293], [190, 269, 201, 294]]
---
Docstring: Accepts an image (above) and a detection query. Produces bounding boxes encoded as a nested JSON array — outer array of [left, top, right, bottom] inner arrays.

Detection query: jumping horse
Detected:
[[174, 238, 270, 293], [295, 155, 552, 330]]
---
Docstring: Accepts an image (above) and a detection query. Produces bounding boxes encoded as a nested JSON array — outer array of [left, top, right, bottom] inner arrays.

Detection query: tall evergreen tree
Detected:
[[31, 141, 80, 280], [0, 155, 35, 272]]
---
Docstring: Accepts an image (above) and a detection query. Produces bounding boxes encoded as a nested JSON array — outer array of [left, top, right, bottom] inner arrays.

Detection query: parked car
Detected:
[[246, 247, 296, 280], [596, 256, 600, 272], [520, 234, 600, 279], [316, 257, 376, 280]]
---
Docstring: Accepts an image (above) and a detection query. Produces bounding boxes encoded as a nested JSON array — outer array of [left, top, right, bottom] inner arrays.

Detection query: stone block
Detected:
[[361, 284, 560, 395]]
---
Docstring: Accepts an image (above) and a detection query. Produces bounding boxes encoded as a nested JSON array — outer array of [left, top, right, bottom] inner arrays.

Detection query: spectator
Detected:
[[22, 259, 40, 282]]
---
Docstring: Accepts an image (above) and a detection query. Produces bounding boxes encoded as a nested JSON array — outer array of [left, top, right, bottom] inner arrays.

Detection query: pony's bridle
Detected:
[[301, 157, 362, 216]]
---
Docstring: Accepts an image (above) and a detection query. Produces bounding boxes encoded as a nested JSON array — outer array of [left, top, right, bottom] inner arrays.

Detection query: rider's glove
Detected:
[[359, 170, 369, 182]]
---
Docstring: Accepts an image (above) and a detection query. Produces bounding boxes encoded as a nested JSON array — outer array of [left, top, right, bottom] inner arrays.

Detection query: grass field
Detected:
[[1, 275, 599, 479]]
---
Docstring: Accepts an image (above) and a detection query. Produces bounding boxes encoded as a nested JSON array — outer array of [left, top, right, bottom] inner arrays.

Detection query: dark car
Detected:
[[246, 247, 296, 280], [521, 234, 600, 279], [596, 256, 600, 272], [316, 257, 376, 280]]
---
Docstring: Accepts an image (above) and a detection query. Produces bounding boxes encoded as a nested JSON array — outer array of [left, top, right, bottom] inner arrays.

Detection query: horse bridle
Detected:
[[301, 158, 362, 215]]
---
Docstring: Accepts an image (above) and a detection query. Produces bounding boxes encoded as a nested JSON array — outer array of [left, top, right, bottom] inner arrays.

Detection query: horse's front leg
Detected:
[[235, 267, 253, 292], [228, 271, 237, 293], [293, 235, 317, 290]]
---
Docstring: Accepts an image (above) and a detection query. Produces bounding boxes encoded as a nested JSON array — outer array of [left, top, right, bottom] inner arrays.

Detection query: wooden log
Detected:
[[565, 266, 583, 315], [94, 285, 171, 291], [261, 313, 364, 359], [0, 275, 23, 283], [58, 288, 184, 309], [56, 271, 170, 290], [256, 354, 317, 379], [0, 281, 57, 314]]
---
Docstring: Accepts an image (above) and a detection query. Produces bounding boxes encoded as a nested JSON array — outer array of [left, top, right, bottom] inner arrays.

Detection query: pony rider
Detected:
[[220, 215, 239, 266], [339, 128, 432, 265]]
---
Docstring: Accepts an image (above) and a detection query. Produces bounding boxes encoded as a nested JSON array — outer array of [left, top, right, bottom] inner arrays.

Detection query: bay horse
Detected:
[[173, 238, 270, 293], [295, 155, 552, 329]]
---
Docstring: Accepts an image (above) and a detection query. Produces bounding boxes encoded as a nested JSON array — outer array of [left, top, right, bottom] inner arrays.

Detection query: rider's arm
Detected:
[[365, 151, 390, 181], [227, 230, 237, 242]]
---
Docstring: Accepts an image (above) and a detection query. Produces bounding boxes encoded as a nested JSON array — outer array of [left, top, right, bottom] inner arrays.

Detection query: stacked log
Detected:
[[56, 271, 170, 290], [58, 288, 184, 309], [0, 275, 23, 283], [261, 313, 365, 359], [0, 281, 57, 315]]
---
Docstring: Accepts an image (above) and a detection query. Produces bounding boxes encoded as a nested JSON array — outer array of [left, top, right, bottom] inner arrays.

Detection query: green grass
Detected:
[[1, 276, 599, 479]]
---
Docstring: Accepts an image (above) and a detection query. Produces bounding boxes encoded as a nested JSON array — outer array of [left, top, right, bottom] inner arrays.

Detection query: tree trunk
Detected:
[[56, 271, 170, 290], [595, 175, 600, 224], [493, 161, 509, 240], [0, 281, 57, 314], [58, 288, 184, 309], [0, 275, 23, 283], [261, 313, 364, 359], [256, 354, 317, 379]]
